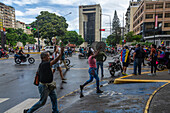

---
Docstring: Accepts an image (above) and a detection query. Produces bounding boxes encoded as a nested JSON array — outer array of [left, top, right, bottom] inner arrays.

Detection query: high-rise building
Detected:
[[125, 1, 141, 34], [133, 0, 170, 46], [0, 2, 15, 28], [79, 4, 102, 47]]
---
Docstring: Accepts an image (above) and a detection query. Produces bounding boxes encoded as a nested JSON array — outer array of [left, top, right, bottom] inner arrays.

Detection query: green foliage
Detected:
[[125, 31, 142, 42], [5, 28, 36, 47], [31, 11, 68, 45], [106, 34, 116, 46]]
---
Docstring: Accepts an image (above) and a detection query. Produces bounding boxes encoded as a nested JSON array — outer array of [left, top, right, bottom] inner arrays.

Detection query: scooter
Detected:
[[0, 51, 9, 59]]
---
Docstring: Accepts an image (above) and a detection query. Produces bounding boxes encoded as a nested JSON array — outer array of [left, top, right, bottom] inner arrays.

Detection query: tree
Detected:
[[125, 31, 134, 42], [76, 35, 84, 46], [106, 34, 116, 46], [111, 10, 121, 44], [27, 34, 36, 44], [31, 11, 68, 45]]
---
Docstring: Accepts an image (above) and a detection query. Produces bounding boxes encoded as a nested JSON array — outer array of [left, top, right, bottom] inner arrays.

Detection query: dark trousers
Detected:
[[151, 56, 157, 73]]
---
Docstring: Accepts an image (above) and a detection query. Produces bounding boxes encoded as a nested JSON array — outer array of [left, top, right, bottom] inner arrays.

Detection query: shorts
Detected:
[[123, 62, 129, 67], [52, 63, 60, 69]]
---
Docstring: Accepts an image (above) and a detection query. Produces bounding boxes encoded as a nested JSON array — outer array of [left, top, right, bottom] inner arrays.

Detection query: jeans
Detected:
[[83, 68, 100, 90], [96, 61, 104, 76], [27, 84, 59, 113], [133, 58, 142, 75]]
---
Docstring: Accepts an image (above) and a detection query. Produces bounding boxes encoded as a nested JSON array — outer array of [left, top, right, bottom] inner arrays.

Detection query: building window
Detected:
[[146, 4, 153, 9], [83, 8, 96, 11], [165, 13, 170, 18], [157, 14, 163, 18], [164, 23, 170, 27], [146, 14, 153, 19], [165, 3, 170, 8], [155, 4, 163, 9]]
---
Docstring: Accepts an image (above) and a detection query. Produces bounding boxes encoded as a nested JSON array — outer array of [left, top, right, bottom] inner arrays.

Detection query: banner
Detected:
[[155, 15, 158, 29]]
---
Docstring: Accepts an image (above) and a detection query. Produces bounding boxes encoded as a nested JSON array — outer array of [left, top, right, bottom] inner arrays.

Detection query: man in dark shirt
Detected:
[[24, 47, 64, 113], [133, 44, 142, 75]]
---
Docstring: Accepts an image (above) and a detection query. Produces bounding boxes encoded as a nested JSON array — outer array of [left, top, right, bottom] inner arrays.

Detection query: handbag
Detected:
[[47, 81, 56, 90]]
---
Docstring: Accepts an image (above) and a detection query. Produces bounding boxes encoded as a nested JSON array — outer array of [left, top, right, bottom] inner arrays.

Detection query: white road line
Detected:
[[0, 98, 9, 103], [4, 98, 39, 113]]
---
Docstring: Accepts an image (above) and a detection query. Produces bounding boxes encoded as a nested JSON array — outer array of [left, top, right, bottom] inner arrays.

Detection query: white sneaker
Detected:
[[148, 73, 153, 76], [168, 70, 170, 74]]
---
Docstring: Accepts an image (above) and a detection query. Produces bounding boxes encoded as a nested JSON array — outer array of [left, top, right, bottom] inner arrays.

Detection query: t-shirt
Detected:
[[18, 50, 23, 55], [39, 61, 53, 83], [135, 47, 142, 58], [95, 52, 107, 62], [52, 52, 59, 63], [88, 56, 97, 68]]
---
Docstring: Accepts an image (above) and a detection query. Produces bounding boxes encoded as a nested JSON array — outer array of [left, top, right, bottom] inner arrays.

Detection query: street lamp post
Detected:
[[63, 12, 72, 17], [101, 14, 112, 35]]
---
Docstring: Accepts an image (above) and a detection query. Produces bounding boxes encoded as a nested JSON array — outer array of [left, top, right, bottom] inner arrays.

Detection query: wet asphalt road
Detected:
[[0, 53, 153, 113]]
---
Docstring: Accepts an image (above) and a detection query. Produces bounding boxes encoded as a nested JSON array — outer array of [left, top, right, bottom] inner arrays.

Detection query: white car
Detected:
[[44, 46, 54, 54]]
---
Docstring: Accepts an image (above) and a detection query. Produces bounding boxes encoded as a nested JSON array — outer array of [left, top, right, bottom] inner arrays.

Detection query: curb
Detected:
[[144, 82, 169, 113], [114, 70, 169, 84]]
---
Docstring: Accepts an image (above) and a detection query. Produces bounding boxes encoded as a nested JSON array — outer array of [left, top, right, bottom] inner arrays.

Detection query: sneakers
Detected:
[[168, 70, 170, 74], [148, 73, 154, 76], [23, 109, 29, 113], [96, 89, 103, 93], [132, 73, 137, 76], [122, 72, 128, 76]]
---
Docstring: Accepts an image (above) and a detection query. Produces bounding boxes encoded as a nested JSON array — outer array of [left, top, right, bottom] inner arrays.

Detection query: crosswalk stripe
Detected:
[[0, 98, 9, 103], [4, 98, 39, 113]]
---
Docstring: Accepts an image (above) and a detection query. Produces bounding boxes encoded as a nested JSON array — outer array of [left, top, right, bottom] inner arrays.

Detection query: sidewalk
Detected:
[[35, 71, 170, 113]]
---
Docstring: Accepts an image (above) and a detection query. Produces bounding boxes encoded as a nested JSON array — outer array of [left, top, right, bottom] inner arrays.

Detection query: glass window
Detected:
[[146, 4, 153, 9], [155, 4, 163, 9], [146, 14, 153, 19], [164, 23, 170, 27], [157, 14, 163, 18], [165, 13, 170, 18], [165, 3, 170, 8]]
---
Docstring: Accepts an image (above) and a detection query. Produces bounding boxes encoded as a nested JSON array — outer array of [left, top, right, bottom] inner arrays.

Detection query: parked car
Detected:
[[44, 46, 54, 55]]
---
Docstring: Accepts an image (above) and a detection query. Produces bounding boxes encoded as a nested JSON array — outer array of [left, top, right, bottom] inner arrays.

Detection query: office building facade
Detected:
[[133, 0, 170, 46], [79, 4, 102, 47], [0, 2, 15, 28]]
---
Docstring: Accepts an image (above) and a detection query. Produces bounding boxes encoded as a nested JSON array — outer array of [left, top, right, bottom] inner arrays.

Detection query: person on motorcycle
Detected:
[[18, 48, 26, 61], [121, 46, 131, 76]]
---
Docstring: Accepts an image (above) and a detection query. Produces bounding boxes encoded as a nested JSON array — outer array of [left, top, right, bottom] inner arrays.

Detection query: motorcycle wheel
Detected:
[[65, 59, 70, 66], [15, 58, 21, 64], [5, 54, 9, 59], [28, 57, 35, 64], [157, 64, 163, 71], [110, 69, 115, 77]]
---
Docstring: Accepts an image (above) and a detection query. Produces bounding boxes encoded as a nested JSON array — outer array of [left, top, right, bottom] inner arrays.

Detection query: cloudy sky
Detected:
[[1, 0, 130, 38]]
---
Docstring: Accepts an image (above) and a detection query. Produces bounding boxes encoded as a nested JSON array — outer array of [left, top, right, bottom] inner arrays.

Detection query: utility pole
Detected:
[[122, 13, 124, 46]]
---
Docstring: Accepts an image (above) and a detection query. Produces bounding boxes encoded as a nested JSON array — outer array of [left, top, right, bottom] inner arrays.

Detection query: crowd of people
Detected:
[[2, 43, 165, 113]]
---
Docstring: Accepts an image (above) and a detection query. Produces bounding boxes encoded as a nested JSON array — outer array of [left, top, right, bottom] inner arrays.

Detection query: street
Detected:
[[0, 53, 167, 113]]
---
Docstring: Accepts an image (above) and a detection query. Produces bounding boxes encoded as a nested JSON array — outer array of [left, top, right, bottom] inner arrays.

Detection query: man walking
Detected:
[[133, 44, 142, 75], [121, 46, 130, 76], [24, 47, 64, 113], [95, 51, 107, 78]]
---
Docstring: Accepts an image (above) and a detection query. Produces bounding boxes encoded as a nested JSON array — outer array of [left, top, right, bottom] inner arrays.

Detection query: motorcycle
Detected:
[[78, 52, 87, 59], [14, 54, 35, 64], [108, 56, 123, 77], [0, 51, 9, 59], [65, 58, 70, 66]]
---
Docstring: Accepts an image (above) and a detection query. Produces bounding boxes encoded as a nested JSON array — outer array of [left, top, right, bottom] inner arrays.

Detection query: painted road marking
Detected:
[[4, 98, 39, 113], [0, 98, 9, 103]]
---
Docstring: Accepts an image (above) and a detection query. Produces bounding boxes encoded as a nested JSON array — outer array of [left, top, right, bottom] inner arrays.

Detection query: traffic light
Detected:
[[33, 28, 36, 31], [26, 26, 30, 29], [124, 40, 126, 43]]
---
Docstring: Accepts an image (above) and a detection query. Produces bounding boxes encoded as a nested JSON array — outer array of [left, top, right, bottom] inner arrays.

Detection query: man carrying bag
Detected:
[[24, 46, 64, 113]]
